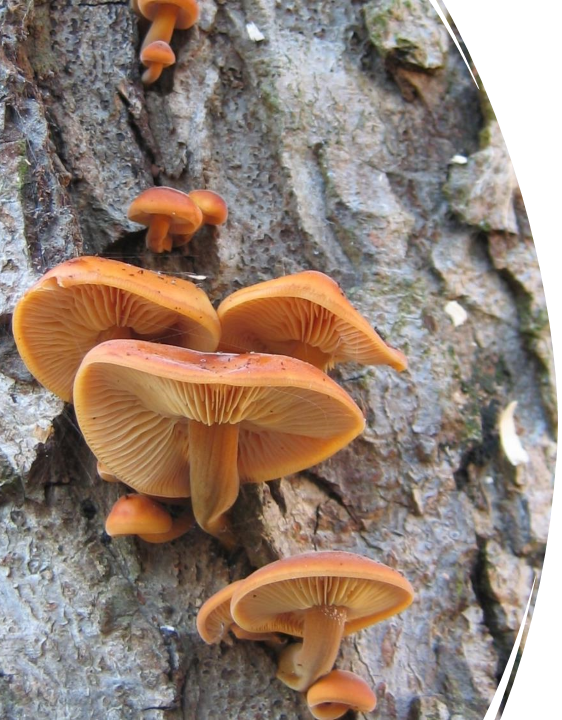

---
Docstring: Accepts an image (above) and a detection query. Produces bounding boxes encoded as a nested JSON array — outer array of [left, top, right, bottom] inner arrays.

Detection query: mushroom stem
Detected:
[[188, 420, 240, 547], [142, 63, 164, 85], [277, 605, 347, 691], [142, 4, 179, 48], [146, 214, 173, 252]]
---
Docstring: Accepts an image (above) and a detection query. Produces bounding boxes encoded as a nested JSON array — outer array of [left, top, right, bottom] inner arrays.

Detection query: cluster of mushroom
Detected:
[[197, 551, 414, 719], [10, 3, 416, 712], [132, 0, 199, 85], [14, 254, 406, 549], [128, 186, 228, 253]]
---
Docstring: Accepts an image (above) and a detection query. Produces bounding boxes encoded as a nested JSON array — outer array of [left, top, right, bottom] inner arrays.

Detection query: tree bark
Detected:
[[0, 1, 555, 719]]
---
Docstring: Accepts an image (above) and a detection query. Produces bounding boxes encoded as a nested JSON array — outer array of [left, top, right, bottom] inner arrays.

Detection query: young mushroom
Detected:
[[12, 256, 220, 402], [230, 551, 414, 691], [105, 494, 193, 544], [168, 189, 229, 249], [218, 271, 407, 372], [73, 341, 365, 547], [197, 580, 285, 646], [306, 670, 377, 720], [128, 187, 204, 253], [105, 494, 173, 536], [188, 190, 229, 226], [137, 511, 194, 543], [140, 40, 176, 85]]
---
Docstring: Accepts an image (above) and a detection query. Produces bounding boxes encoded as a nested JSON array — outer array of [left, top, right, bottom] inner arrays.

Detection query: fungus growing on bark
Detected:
[[230, 551, 414, 691], [161, 189, 229, 249], [197, 581, 285, 645], [12, 256, 220, 402], [105, 494, 173, 536], [306, 670, 377, 719], [73, 341, 365, 546], [217, 271, 407, 371], [128, 187, 204, 253], [137, 511, 194, 543], [136, 0, 199, 49], [140, 40, 176, 85], [188, 190, 229, 226], [105, 494, 193, 543]]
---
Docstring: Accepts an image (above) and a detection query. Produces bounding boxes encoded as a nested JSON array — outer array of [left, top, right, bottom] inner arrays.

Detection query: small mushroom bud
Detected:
[[169, 189, 228, 248], [127, 187, 203, 253], [306, 670, 377, 719], [105, 494, 173, 536], [188, 190, 229, 226], [137, 512, 194, 543], [141, 40, 176, 85]]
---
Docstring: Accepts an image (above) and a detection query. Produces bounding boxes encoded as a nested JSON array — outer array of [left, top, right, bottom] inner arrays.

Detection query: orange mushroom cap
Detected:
[[136, 0, 198, 58], [197, 580, 286, 645], [73, 341, 365, 545], [218, 271, 407, 371], [230, 551, 414, 691], [306, 670, 377, 720], [141, 40, 176, 67], [128, 187, 204, 253], [197, 581, 245, 644], [105, 494, 173, 536], [168, 189, 228, 249], [137, 511, 194, 543], [12, 256, 220, 402], [188, 190, 229, 226], [140, 40, 176, 85], [137, 0, 199, 30]]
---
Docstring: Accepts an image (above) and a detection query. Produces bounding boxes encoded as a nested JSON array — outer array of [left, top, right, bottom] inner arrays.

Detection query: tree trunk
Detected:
[[0, 1, 555, 719]]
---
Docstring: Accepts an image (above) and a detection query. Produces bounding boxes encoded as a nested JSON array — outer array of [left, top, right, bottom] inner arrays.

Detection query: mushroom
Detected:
[[137, 511, 194, 543], [12, 256, 220, 402], [197, 581, 285, 645], [306, 670, 377, 719], [73, 341, 365, 546], [188, 190, 229, 226], [217, 271, 407, 372], [127, 187, 204, 253], [166, 189, 229, 249], [140, 40, 176, 85], [136, 0, 199, 50], [105, 494, 193, 544], [230, 551, 414, 691], [105, 494, 173, 536]]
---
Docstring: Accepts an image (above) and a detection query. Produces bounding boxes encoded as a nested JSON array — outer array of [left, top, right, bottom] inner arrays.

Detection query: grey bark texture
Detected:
[[0, 1, 556, 719]]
